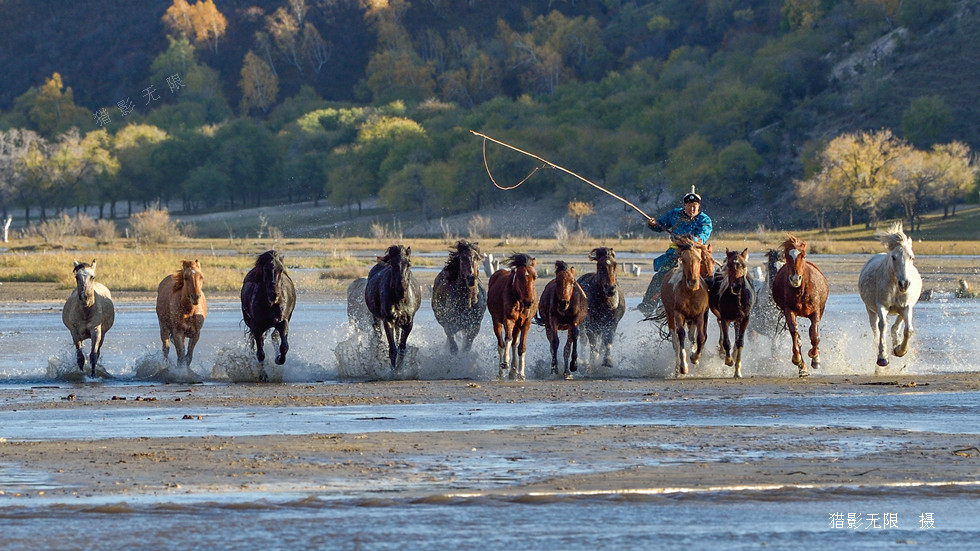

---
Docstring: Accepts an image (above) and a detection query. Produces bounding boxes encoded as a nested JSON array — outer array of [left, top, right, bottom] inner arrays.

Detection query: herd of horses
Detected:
[[60, 223, 922, 381]]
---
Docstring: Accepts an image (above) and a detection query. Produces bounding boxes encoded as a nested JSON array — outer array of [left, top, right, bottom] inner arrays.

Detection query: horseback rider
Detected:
[[639, 186, 713, 316]]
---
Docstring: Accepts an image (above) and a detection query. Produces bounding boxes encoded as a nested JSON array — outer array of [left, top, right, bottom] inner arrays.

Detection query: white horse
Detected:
[[858, 223, 922, 370], [62, 260, 115, 376]]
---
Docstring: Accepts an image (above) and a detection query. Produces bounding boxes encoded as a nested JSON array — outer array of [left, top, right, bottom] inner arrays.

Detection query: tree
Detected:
[[12, 73, 91, 138], [892, 148, 936, 232], [163, 0, 227, 55], [567, 200, 593, 232], [929, 141, 977, 218], [239, 51, 280, 114], [113, 124, 169, 219], [902, 95, 952, 148]]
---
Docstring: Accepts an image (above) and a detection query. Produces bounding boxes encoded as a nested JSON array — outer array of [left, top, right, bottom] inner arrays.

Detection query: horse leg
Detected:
[[720, 319, 733, 365], [89, 326, 104, 377], [184, 330, 201, 368], [868, 306, 888, 367], [159, 325, 171, 361], [601, 325, 615, 367], [547, 325, 560, 376], [462, 318, 480, 353], [716, 317, 727, 359], [893, 305, 914, 358], [494, 323, 509, 379], [396, 320, 413, 371], [673, 320, 689, 376], [807, 314, 821, 372], [514, 323, 528, 381], [274, 320, 290, 366], [172, 329, 188, 367], [732, 317, 748, 379], [73, 336, 86, 372], [382, 320, 398, 369], [784, 311, 806, 376], [566, 326, 579, 378], [691, 317, 706, 367]]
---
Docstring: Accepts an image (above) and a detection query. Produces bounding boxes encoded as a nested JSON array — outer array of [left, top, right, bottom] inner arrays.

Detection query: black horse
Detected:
[[747, 248, 786, 338], [241, 250, 296, 381], [431, 239, 486, 355], [708, 249, 755, 379], [365, 244, 422, 370], [577, 247, 625, 367]]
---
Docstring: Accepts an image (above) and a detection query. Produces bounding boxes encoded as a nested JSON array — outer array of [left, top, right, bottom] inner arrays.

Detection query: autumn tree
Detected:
[[9, 73, 91, 138], [567, 200, 593, 232], [240, 51, 279, 114], [929, 141, 977, 218], [163, 0, 227, 55]]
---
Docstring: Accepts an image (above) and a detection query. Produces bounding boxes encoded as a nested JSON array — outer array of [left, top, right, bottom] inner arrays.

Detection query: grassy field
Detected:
[[2, 206, 978, 293]]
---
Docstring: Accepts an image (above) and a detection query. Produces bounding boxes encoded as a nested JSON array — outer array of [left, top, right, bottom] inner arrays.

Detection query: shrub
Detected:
[[93, 219, 118, 244], [467, 214, 492, 239], [36, 215, 76, 244], [129, 207, 180, 244]]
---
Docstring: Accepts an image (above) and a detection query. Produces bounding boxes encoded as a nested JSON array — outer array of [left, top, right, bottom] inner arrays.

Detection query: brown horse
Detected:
[[660, 236, 709, 376], [708, 249, 754, 378], [772, 235, 829, 377], [156, 259, 207, 368], [487, 253, 538, 380], [62, 260, 115, 376], [538, 260, 588, 379], [577, 247, 625, 367]]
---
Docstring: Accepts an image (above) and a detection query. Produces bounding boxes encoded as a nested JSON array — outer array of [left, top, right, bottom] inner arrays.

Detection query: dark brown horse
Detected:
[[156, 259, 207, 368], [748, 248, 786, 338], [772, 235, 829, 377], [577, 247, 625, 367], [365, 244, 422, 371], [538, 260, 588, 379], [431, 239, 486, 355], [660, 236, 709, 376], [487, 253, 538, 380], [241, 250, 296, 381], [708, 249, 754, 378]]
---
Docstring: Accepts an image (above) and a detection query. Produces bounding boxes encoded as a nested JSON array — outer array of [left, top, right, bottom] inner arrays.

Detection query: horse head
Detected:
[[387, 245, 413, 294], [781, 235, 808, 289], [449, 239, 482, 307], [506, 253, 537, 309], [675, 236, 703, 291], [766, 249, 784, 278], [722, 249, 749, 295], [589, 247, 618, 298], [72, 260, 97, 306], [878, 223, 915, 292], [180, 259, 204, 305], [257, 250, 285, 306], [553, 260, 576, 310]]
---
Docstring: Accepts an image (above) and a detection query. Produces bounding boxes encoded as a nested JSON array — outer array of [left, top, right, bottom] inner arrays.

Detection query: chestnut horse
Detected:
[[538, 260, 588, 379], [431, 239, 486, 355], [487, 253, 538, 380], [708, 249, 754, 378], [577, 247, 625, 367], [660, 236, 709, 375], [241, 250, 296, 381], [62, 260, 115, 376], [772, 235, 828, 377], [156, 259, 207, 368], [858, 222, 921, 369]]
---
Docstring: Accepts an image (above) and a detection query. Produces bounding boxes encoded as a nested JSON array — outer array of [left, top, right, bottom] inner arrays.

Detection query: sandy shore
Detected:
[[2, 376, 980, 501]]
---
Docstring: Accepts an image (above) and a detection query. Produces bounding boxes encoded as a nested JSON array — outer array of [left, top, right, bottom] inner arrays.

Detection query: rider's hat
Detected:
[[683, 185, 701, 204]]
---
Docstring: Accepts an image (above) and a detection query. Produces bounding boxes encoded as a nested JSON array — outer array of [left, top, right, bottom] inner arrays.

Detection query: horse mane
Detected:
[[876, 222, 908, 251], [506, 252, 533, 269], [781, 234, 806, 256], [444, 239, 481, 281], [172, 267, 185, 291], [554, 260, 570, 273], [254, 250, 283, 270], [673, 234, 698, 251]]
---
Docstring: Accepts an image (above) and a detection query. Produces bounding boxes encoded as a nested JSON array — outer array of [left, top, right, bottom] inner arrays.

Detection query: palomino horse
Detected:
[[709, 249, 755, 378], [858, 222, 922, 369], [660, 236, 709, 375], [365, 245, 422, 370], [241, 250, 296, 381], [772, 235, 829, 377], [156, 259, 207, 368], [431, 239, 486, 355], [538, 260, 588, 379], [487, 253, 538, 380], [577, 247, 625, 367], [62, 260, 115, 376]]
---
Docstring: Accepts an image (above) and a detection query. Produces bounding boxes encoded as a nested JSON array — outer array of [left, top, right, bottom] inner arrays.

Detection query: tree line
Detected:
[[1, 0, 978, 233]]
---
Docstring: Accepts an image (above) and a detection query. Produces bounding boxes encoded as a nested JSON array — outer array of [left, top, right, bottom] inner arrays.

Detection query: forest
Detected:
[[0, 0, 978, 235]]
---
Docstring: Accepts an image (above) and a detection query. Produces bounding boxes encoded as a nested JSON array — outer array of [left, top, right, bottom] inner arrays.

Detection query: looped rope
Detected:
[[482, 137, 547, 190]]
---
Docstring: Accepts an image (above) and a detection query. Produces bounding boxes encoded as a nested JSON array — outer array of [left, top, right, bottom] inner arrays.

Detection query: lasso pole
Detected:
[[471, 130, 653, 221]]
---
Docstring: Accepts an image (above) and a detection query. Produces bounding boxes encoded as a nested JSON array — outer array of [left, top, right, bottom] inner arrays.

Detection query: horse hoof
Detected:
[[564, 372, 574, 380], [569, 363, 577, 372], [275, 355, 286, 365], [877, 357, 889, 367], [892, 347, 907, 358], [725, 357, 734, 367], [602, 359, 613, 368], [798, 369, 809, 378], [733, 371, 742, 379]]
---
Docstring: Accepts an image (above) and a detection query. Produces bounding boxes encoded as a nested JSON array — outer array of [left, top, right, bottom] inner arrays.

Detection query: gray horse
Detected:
[[62, 260, 115, 376]]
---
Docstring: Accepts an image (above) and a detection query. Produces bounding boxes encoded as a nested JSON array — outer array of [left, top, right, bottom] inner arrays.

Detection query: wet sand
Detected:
[[3, 376, 980, 500]]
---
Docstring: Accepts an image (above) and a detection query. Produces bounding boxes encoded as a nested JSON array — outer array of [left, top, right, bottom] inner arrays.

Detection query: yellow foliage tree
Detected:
[[567, 200, 593, 232], [163, 0, 227, 55], [239, 51, 279, 114]]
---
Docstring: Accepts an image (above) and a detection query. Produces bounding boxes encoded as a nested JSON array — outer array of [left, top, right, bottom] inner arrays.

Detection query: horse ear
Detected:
[[91, 259, 97, 270], [530, 257, 537, 267], [570, 266, 575, 276], [588, 249, 598, 261], [73, 260, 81, 268], [376, 256, 383, 263], [741, 248, 749, 260], [406, 246, 412, 256]]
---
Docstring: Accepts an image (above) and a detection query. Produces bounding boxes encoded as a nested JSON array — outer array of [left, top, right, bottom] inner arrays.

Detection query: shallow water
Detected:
[[3, 290, 980, 549]]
